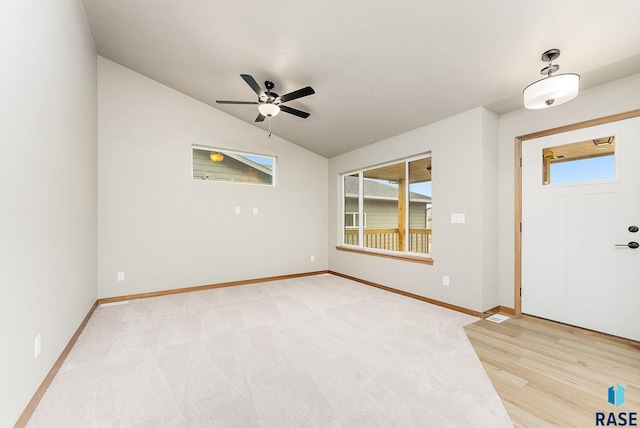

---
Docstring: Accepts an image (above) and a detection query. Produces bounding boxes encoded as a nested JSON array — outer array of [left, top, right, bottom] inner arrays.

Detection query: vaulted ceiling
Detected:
[[81, 0, 640, 158]]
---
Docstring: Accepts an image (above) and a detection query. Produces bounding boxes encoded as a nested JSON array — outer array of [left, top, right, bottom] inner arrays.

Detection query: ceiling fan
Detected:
[[216, 74, 315, 122]]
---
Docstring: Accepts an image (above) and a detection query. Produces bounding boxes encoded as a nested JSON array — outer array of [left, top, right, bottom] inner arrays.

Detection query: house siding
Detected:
[[192, 149, 272, 184], [345, 197, 428, 229]]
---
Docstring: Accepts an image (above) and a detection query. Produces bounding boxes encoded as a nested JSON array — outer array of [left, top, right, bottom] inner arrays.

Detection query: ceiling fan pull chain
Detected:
[[268, 117, 272, 138]]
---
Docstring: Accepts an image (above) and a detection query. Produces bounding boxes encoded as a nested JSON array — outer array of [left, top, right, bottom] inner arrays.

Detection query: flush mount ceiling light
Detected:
[[523, 48, 580, 109], [257, 102, 280, 117]]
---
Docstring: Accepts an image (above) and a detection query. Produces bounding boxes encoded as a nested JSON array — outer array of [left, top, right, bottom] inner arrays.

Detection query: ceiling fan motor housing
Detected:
[[261, 81, 279, 104]]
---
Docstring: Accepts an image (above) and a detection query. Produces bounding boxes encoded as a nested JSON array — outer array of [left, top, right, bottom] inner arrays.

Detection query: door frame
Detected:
[[513, 109, 640, 316]]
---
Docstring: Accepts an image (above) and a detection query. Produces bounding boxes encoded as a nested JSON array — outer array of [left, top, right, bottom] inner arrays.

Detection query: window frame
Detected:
[[192, 145, 277, 186], [540, 135, 617, 187], [338, 153, 433, 264]]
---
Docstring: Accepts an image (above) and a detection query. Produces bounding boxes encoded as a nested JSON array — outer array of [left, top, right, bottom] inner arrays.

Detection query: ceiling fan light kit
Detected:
[[257, 103, 280, 117], [523, 48, 580, 109]]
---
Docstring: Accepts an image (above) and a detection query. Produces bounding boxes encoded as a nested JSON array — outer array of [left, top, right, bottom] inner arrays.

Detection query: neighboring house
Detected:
[[343, 176, 432, 253], [343, 175, 431, 229], [192, 148, 273, 184]]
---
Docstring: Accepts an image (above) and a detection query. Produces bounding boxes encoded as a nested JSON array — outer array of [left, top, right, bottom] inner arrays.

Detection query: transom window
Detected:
[[342, 154, 432, 255], [192, 146, 275, 186], [541, 136, 615, 186]]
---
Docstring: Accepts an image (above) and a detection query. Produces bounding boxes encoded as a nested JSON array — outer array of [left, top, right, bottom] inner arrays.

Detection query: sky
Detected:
[[550, 155, 615, 184], [241, 154, 274, 166], [410, 181, 432, 197]]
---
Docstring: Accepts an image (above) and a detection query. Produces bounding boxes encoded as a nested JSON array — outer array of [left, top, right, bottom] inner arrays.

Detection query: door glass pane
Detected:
[[542, 136, 615, 185]]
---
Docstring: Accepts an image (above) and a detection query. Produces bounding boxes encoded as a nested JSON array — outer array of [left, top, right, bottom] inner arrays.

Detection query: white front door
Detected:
[[522, 117, 640, 341]]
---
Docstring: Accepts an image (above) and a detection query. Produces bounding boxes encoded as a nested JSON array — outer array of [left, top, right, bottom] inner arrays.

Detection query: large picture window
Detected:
[[192, 146, 275, 186], [342, 155, 432, 255]]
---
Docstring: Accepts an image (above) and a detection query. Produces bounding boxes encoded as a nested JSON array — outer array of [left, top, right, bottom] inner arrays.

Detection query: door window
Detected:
[[541, 136, 615, 185]]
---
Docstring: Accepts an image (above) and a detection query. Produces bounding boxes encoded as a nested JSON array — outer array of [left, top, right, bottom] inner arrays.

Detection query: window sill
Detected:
[[335, 245, 434, 265]]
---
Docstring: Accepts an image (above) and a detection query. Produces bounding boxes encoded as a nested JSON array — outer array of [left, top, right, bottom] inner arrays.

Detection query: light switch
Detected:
[[253, 207, 258, 215], [235, 206, 241, 214], [451, 213, 465, 224]]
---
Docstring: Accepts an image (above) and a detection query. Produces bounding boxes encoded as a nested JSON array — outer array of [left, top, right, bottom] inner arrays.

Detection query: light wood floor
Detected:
[[464, 315, 640, 427]]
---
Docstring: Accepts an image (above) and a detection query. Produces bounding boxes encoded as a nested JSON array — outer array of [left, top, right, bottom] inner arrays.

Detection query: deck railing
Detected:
[[344, 228, 431, 254]]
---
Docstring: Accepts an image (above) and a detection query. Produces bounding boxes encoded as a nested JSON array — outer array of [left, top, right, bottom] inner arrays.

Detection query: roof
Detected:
[[224, 152, 273, 176], [344, 175, 431, 203]]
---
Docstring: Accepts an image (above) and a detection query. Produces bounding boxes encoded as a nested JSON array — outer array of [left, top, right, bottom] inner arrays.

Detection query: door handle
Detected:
[[615, 241, 639, 249]]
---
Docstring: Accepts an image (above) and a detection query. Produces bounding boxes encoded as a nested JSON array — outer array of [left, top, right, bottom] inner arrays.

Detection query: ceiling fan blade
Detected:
[[280, 105, 310, 119], [255, 113, 266, 122], [241, 74, 265, 98], [216, 100, 259, 104], [279, 86, 315, 103]]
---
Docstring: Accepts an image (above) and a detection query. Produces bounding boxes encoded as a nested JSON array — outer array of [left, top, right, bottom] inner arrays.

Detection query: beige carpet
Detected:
[[27, 274, 512, 427]]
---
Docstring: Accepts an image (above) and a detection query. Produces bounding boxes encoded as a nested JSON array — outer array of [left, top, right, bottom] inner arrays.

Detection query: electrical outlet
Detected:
[[35, 334, 41, 359], [310, 255, 315, 262], [117, 272, 125, 281], [443, 276, 450, 287]]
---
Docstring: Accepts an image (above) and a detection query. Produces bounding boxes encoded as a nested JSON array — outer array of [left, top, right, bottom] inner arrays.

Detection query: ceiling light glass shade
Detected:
[[523, 73, 580, 109], [258, 103, 280, 117]]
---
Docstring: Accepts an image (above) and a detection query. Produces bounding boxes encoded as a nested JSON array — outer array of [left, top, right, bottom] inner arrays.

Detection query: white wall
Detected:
[[97, 58, 328, 298], [0, 1, 97, 426], [497, 73, 640, 308], [328, 108, 499, 312], [480, 108, 500, 310]]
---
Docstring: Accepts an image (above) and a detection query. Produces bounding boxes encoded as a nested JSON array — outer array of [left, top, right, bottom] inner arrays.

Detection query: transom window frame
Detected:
[[337, 153, 433, 265], [539, 134, 618, 187], [191, 145, 277, 186]]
